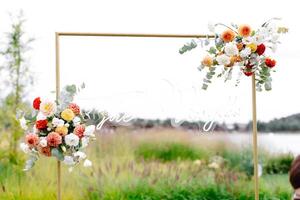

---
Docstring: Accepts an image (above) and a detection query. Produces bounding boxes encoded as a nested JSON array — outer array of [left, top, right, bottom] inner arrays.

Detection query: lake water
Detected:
[[215, 133, 300, 155]]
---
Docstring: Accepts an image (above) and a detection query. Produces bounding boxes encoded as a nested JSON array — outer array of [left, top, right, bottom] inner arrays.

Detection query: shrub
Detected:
[[135, 142, 209, 162], [220, 147, 268, 178], [264, 153, 294, 174]]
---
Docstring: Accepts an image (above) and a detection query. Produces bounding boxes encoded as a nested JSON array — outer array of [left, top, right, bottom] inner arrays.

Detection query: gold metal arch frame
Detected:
[[55, 32, 259, 200]]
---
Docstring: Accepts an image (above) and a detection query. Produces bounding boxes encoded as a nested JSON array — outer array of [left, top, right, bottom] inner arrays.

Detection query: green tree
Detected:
[[0, 12, 34, 155]]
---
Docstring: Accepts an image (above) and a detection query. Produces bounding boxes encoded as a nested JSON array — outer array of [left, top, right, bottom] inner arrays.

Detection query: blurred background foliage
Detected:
[[0, 11, 33, 191]]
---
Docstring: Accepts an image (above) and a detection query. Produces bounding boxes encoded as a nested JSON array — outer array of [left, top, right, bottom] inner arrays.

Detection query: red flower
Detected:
[[36, 119, 48, 130], [68, 103, 80, 115], [245, 64, 253, 69], [47, 132, 62, 147], [243, 71, 253, 76], [265, 58, 276, 68], [33, 97, 41, 110], [256, 44, 266, 56], [74, 125, 85, 138], [25, 133, 39, 147], [38, 145, 51, 157]]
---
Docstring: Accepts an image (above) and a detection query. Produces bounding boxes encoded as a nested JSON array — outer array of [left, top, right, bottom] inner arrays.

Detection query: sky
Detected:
[[0, 0, 299, 123]]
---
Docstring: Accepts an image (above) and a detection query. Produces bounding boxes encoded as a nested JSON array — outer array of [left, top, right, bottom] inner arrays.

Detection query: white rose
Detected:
[[84, 125, 96, 137], [65, 133, 79, 146], [73, 151, 86, 161], [81, 137, 90, 148], [52, 117, 64, 127], [73, 116, 81, 126], [240, 47, 252, 58], [224, 42, 239, 56], [20, 143, 30, 154], [216, 54, 230, 66], [63, 156, 76, 165], [19, 117, 28, 130], [83, 159, 92, 167], [39, 137, 47, 147], [242, 36, 258, 45]]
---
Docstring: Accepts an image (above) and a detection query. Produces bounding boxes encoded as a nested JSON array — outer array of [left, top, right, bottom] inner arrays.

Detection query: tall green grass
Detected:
[[135, 142, 210, 162], [0, 129, 294, 199]]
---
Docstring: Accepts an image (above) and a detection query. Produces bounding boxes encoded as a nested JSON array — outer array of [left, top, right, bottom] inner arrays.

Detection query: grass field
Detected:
[[0, 128, 293, 199]]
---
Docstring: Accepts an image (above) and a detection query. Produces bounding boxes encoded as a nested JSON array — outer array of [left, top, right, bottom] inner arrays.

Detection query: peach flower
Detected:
[[47, 132, 62, 147], [25, 133, 39, 147], [40, 100, 57, 117], [201, 55, 213, 67], [55, 126, 68, 136]]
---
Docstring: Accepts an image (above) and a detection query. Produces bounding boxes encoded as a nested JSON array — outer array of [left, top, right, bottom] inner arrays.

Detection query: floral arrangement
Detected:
[[179, 18, 288, 91], [19, 84, 95, 170]]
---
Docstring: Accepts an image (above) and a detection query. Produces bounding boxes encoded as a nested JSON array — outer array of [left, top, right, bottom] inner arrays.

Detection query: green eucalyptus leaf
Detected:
[[206, 74, 213, 79], [51, 148, 64, 161], [65, 84, 77, 95], [179, 40, 197, 54], [264, 82, 272, 91], [23, 155, 38, 171], [197, 65, 204, 71], [209, 67, 216, 72], [203, 79, 211, 84], [208, 47, 217, 54]]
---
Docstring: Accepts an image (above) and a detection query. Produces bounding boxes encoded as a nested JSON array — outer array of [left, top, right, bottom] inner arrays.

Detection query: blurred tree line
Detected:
[[88, 112, 300, 133], [0, 12, 33, 189], [255, 114, 300, 132]]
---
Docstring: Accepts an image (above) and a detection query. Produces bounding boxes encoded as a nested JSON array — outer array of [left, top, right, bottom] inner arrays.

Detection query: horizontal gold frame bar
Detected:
[[55, 32, 258, 200], [57, 32, 215, 38]]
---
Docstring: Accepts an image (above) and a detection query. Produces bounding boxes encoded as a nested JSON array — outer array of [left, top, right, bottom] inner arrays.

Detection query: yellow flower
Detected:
[[61, 109, 75, 121], [55, 126, 68, 136], [247, 43, 257, 52]]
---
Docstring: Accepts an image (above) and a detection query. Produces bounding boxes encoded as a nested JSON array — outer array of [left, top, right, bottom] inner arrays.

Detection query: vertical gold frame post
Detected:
[[55, 32, 61, 200], [252, 74, 259, 199], [54, 32, 258, 200]]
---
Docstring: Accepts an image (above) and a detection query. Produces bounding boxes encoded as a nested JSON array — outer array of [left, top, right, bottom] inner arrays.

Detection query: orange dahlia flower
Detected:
[[238, 25, 251, 37], [38, 145, 51, 157], [221, 29, 235, 42]]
